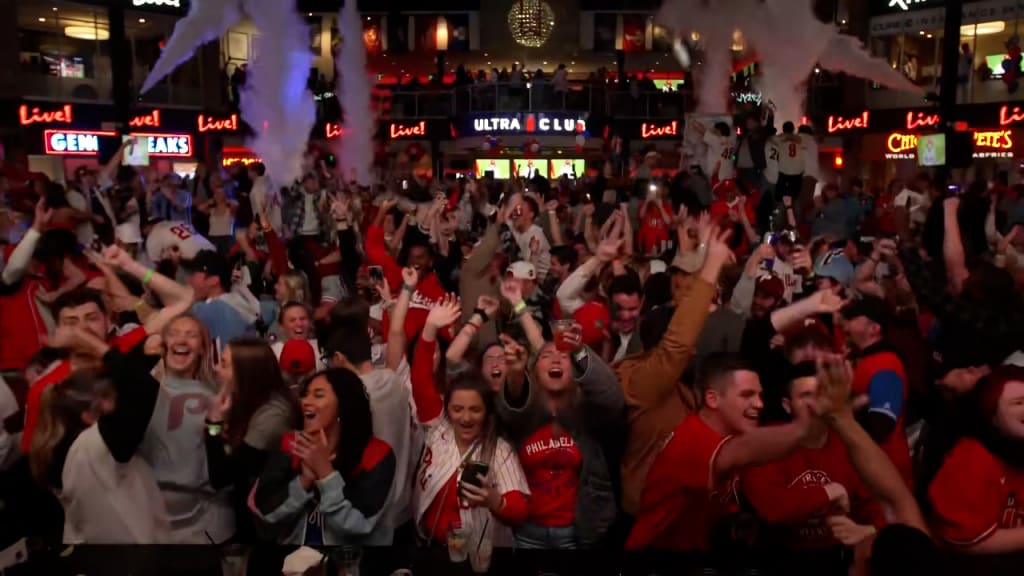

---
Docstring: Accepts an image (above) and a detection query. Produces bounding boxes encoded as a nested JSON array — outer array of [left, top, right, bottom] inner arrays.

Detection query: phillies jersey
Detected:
[[742, 431, 885, 549], [764, 137, 781, 184], [929, 437, 1024, 546], [626, 413, 739, 551], [518, 423, 582, 528], [704, 131, 737, 183], [776, 134, 806, 176], [145, 221, 215, 262]]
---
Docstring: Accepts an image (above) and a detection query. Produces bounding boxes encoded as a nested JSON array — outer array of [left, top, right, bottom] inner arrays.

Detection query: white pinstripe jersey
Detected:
[[413, 417, 530, 547]]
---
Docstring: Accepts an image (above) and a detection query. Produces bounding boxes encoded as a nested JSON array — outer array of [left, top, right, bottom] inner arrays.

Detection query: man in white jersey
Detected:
[[696, 120, 736, 185], [145, 220, 215, 265], [774, 121, 806, 200]]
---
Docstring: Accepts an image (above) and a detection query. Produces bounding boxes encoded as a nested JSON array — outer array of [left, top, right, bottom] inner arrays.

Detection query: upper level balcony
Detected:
[[384, 81, 690, 120]]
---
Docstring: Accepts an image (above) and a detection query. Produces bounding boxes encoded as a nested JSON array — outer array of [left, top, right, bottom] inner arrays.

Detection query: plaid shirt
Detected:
[[282, 181, 334, 242]]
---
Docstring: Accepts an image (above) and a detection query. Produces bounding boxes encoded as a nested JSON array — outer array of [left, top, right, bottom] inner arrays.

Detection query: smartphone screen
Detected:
[[368, 265, 384, 284]]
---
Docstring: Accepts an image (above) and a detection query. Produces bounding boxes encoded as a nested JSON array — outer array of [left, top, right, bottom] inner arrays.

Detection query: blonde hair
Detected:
[[278, 270, 311, 306], [162, 313, 217, 387], [30, 370, 113, 485]]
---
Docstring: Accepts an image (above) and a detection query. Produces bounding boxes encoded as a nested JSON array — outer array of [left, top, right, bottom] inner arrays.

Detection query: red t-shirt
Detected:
[[929, 437, 1024, 546], [626, 412, 739, 551], [519, 424, 581, 528], [709, 198, 756, 256], [742, 431, 885, 549], [21, 326, 148, 452]]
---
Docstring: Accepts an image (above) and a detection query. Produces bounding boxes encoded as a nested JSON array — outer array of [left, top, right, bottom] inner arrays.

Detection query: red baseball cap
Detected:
[[573, 302, 610, 348], [280, 340, 317, 376]]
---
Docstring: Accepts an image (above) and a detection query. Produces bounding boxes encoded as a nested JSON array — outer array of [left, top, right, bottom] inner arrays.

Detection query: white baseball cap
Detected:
[[506, 261, 537, 281]]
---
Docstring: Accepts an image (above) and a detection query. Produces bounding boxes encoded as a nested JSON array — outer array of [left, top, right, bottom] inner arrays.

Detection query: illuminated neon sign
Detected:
[[906, 111, 940, 130], [44, 129, 116, 155], [130, 133, 192, 157], [198, 113, 239, 133], [389, 121, 427, 139], [999, 105, 1024, 126], [129, 110, 161, 128], [640, 120, 680, 139], [885, 130, 1014, 158], [20, 104, 73, 126], [468, 113, 587, 135], [827, 112, 869, 133], [222, 157, 262, 167]]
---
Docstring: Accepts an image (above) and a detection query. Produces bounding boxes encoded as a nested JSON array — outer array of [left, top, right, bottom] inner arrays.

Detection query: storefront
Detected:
[[829, 103, 1024, 184], [867, 0, 1024, 106], [10, 101, 207, 181], [448, 112, 600, 179]]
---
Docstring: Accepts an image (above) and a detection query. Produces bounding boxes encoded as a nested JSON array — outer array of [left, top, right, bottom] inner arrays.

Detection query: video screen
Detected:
[[513, 159, 545, 178], [549, 158, 585, 179], [917, 133, 946, 167], [475, 158, 511, 179]]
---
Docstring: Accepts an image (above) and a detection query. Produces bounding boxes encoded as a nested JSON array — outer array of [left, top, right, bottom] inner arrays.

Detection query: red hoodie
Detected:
[[365, 224, 447, 343], [742, 431, 885, 549]]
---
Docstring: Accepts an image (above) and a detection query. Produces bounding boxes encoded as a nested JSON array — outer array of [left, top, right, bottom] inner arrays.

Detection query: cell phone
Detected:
[[368, 265, 384, 284], [459, 461, 489, 490], [584, 192, 592, 204], [402, 180, 409, 191], [647, 184, 658, 200]]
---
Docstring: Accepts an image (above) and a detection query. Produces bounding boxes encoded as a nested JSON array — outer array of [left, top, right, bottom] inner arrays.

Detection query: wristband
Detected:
[[401, 283, 416, 293], [142, 269, 154, 286], [573, 347, 588, 364], [466, 322, 481, 331], [473, 307, 490, 323], [513, 301, 527, 316]]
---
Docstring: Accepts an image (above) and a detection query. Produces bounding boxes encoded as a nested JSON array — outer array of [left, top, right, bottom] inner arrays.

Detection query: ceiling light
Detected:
[[52, 6, 58, 11], [138, 18, 146, 23], [961, 21, 1006, 36], [38, 17, 46, 22], [65, 26, 110, 40]]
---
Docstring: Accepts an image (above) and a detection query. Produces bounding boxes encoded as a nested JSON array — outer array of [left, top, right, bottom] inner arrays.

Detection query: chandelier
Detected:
[[508, 0, 555, 48]]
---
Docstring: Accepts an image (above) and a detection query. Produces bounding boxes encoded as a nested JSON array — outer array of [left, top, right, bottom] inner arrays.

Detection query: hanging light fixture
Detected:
[[436, 16, 449, 51], [508, 0, 555, 48]]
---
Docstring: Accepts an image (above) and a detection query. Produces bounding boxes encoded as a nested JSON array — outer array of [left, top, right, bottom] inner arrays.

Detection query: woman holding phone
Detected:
[[407, 294, 530, 548], [250, 368, 395, 545]]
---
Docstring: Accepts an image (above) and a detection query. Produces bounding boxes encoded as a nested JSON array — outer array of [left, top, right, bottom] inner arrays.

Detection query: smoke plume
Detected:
[[658, 0, 923, 126], [238, 0, 315, 186], [335, 0, 375, 186], [141, 0, 243, 94]]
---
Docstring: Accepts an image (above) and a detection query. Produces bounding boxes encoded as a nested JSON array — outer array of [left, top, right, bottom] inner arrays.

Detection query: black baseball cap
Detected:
[[182, 249, 230, 287], [840, 295, 890, 327]]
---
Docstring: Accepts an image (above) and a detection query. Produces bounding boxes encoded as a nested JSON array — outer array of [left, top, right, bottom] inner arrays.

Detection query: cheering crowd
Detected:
[[0, 115, 1023, 576]]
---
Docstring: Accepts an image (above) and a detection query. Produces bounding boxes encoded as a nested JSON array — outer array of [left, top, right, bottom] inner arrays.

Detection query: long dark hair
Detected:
[[304, 368, 373, 477], [225, 337, 298, 447], [443, 369, 499, 463]]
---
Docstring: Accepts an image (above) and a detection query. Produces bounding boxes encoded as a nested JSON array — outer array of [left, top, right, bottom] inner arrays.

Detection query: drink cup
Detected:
[[551, 320, 580, 352], [469, 538, 493, 573], [447, 525, 468, 563]]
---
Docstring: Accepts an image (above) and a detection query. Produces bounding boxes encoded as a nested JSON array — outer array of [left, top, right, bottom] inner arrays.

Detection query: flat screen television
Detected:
[[512, 159, 545, 178], [548, 158, 585, 179], [917, 133, 946, 167], [474, 158, 511, 179]]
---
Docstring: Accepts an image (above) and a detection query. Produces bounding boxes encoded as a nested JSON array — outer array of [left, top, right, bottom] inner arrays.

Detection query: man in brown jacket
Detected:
[[615, 223, 736, 517]]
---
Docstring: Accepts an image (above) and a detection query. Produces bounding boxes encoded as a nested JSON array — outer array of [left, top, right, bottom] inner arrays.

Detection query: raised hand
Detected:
[[500, 334, 528, 375], [426, 294, 462, 330], [596, 237, 623, 263], [401, 266, 419, 289], [499, 278, 524, 306], [100, 244, 134, 269], [704, 225, 736, 268], [476, 295, 500, 319], [810, 289, 846, 314], [32, 196, 53, 232], [815, 354, 856, 421]]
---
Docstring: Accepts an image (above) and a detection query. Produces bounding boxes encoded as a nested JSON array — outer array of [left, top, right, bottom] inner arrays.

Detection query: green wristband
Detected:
[[142, 269, 154, 286]]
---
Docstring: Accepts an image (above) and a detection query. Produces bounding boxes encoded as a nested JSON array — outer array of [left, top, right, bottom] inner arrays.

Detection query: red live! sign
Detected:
[[390, 121, 427, 138], [19, 104, 73, 125], [640, 120, 679, 139]]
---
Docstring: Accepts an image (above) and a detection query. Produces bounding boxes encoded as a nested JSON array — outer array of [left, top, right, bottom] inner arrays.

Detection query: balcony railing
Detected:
[[16, 71, 205, 107], [387, 82, 688, 119]]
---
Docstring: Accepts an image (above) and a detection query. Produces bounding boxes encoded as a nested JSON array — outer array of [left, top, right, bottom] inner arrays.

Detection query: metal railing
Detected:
[[387, 81, 689, 118]]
